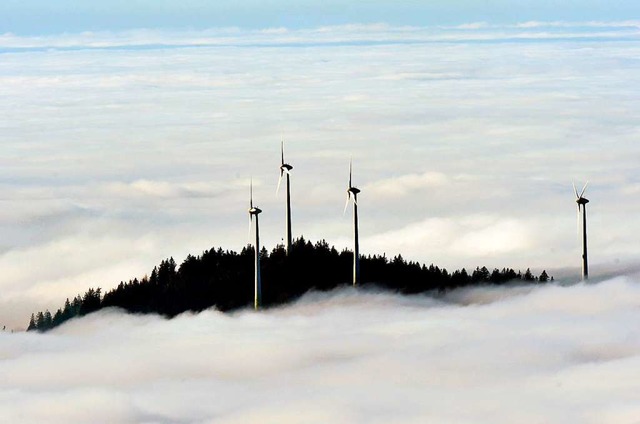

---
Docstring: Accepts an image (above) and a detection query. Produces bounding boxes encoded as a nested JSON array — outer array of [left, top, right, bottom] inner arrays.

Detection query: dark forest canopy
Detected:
[[27, 237, 552, 332]]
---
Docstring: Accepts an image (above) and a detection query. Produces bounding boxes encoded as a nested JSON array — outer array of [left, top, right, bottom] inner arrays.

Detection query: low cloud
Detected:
[[106, 179, 225, 199], [513, 20, 640, 29], [365, 171, 449, 198], [1, 277, 639, 423], [451, 217, 532, 256], [364, 215, 533, 267], [447, 22, 490, 30], [1, 21, 639, 50]]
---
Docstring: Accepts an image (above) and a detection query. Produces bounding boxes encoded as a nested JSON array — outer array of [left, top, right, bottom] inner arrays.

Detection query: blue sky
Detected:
[[1, 0, 640, 34]]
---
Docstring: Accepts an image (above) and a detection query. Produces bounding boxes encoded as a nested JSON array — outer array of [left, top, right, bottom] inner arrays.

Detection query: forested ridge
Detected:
[[27, 237, 551, 331]]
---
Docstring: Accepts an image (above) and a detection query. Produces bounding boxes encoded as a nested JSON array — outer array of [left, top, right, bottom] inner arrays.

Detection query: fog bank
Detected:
[[1, 277, 639, 423]]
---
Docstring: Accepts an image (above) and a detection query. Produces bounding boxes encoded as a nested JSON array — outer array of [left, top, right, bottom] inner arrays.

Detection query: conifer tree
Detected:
[[27, 314, 36, 331], [523, 268, 534, 281], [35, 312, 45, 331], [25, 238, 555, 332], [43, 310, 52, 330]]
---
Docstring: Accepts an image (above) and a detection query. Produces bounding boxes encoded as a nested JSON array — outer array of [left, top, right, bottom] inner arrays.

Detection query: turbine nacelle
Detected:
[[344, 160, 361, 214], [573, 181, 588, 201], [249, 178, 262, 216], [277, 140, 294, 195], [279, 139, 293, 174], [277, 166, 293, 194], [280, 163, 293, 175], [346, 159, 360, 197], [573, 181, 589, 210]]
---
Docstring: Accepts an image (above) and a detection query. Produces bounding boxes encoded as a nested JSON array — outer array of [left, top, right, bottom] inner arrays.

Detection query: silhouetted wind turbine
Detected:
[[573, 181, 589, 280], [248, 179, 263, 309], [344, 160, 361, 286], [276, 139, 293, 254]]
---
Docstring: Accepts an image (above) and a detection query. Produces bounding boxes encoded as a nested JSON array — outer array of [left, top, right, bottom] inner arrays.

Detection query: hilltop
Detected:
[[27, 237, 551, 331]]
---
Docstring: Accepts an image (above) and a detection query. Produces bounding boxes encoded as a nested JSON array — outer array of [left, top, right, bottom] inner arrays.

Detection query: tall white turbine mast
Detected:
[[344, 160, 361, 286], [573, 181, 589, 280], [276, 138, 293, 254], [249, 179, 263, 310]]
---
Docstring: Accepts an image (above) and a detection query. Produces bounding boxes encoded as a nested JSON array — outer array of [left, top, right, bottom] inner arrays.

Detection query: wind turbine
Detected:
[[276, 139, 293, 254], [344, 160, 361, 286], [573, 181, 589, 280], [248, 179, 263, 309]]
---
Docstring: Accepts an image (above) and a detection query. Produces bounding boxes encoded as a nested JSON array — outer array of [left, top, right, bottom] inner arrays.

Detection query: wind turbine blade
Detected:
[[281, 139, 285, 166], [579, 181, 589, 198], [248, 215, 253, 245], [572, 182, 579, 199], [276, 172, 283, 196], [250, 178, 254, 209], [349, 159, 353, 188], [343, 194, 350, 216]]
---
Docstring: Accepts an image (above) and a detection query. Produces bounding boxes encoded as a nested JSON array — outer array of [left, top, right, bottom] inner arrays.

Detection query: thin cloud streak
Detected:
[[364, 171, 450, 198], [1, 21, 639, 50]]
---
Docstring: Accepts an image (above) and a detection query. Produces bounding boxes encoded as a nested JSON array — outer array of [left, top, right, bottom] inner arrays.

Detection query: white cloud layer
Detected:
[[363, 215, 533, 264], [1, 20, 639, 50], [1, 23, 640, 328], [1, 277, 639, 423]]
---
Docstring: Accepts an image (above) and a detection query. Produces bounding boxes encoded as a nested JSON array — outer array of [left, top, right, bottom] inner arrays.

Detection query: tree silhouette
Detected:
[[539, 270, 549, 282], [35, 312, 45, 331], [27, 314, 36, 331], [523, 268, 535, 282], [27, 237, 553, 332]]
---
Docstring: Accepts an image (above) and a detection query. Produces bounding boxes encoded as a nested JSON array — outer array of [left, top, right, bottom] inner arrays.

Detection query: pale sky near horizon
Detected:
[[1, 0, 640, 34]]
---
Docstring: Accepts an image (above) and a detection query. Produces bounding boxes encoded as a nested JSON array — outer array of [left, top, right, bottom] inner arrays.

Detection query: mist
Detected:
[[1, 277, 638, 423]]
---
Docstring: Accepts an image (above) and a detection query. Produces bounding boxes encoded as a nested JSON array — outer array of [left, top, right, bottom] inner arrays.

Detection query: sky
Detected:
[[1, 0, 640, 34], [1, 278, 639, 422]]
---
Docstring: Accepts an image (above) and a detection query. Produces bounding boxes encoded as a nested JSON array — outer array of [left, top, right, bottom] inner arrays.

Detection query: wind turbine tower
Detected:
[[574, 182, 589, 280], [249, 180, 263, 309], [344, 160, 361, 286], [277, 140, 294, 254]]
